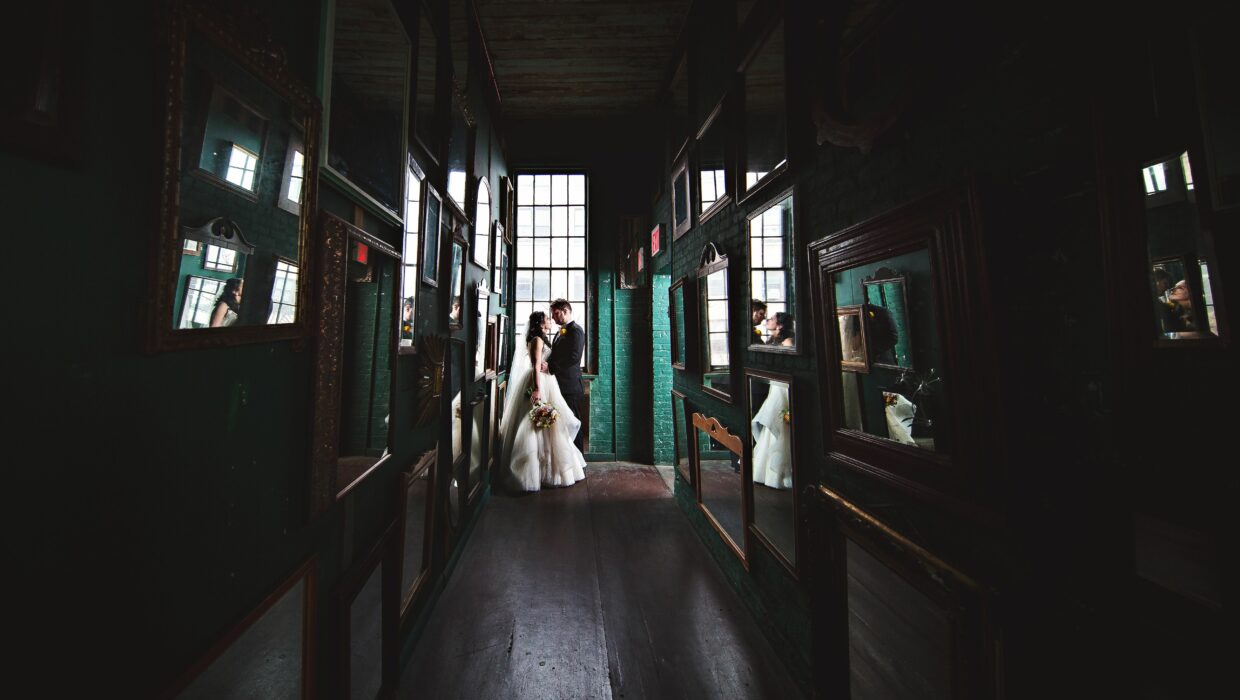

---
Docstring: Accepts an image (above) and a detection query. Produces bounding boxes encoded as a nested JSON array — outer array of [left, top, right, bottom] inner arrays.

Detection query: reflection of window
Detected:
[[268, 260, 299, 324], [288, 151, 305, 203], [750, 194, 792, 343], [226, 144, 259, 190], [515, 173, 588, 367], [1199, 260, 1218, 334], [203, 245, 237, 272], [402, 168, 422, 344], [700, 170, 727, 212], [705, 270, 729, 367], [182, 240, 201, 255], [745, 171, 769, 189], [1142, 162, 1167, 194], [448, 171, 467, 211], [1181, 151, 1194, 191], [181, 276, 225, 328]]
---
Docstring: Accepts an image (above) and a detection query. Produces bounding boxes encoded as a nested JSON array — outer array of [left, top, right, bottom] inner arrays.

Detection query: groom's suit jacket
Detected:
[[548, 321, 585, 397]]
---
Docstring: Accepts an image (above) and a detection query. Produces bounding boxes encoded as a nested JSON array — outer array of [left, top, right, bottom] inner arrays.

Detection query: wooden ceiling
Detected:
[[468, 0, 694, 118]]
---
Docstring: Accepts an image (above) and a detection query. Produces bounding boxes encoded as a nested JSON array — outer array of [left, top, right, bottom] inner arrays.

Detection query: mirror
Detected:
[[693, 413, 745, 562], [493, 222, 507, 301], [446, 93, 472, 212], [496, 315, 509, 372], [672, 390, 691, 485], [670, 277, 688, 369], [327, 0, 408, 214], [698, 244, 732, 401], [669, 53, 690, 156], [155, 5, 319, 348], [748, 372, 796, 570], [469, 395, 487, 498], [742, 19, 787, 195], [420, 186, 442, 286], [696, 99, 729, 219], [337, 231, 400, 495], [748, 192, 795, 350], [671, 156, 691, 239], [474, 284, 489, 379], [400, 166, 423, 351], [447, 223, 466, 329], [449, 341, 463, 463], [413, 335, 445, 426], [412, 1, 439, 161], [862, 269, 914, 368], [1142, 152, 1223, 340], [344, 550, 387, 699], [474, 177, 491, 267], [833, 248, 946, 453], [400, 450, 434, 619]]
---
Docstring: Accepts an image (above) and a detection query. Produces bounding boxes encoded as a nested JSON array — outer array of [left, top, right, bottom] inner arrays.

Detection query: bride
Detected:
[[751, 380, 793, 490], [498, 311, 587, 491]]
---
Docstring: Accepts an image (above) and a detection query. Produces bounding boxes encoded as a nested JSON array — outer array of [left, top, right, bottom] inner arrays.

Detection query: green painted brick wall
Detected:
[[652, 272, 673, 465]]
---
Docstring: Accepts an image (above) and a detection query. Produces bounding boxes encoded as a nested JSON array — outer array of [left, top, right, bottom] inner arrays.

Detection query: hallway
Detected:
[[401, 464, 804, 699]]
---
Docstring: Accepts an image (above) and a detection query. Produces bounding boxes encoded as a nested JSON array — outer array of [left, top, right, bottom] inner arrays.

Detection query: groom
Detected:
[[544, 298, 586, 451]]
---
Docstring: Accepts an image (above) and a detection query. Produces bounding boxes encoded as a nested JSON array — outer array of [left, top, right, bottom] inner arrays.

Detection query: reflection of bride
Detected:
[[751, 382, 793, 489], [498, 312, 586, 491]]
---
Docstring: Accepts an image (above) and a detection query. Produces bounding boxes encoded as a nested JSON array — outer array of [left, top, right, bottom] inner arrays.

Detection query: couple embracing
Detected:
[[498, 299, 587, 491]]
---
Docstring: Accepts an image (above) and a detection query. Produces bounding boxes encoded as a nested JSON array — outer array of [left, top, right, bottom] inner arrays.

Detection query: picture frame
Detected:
[[399, 449, 435, 623], [746, 369, 799, 577], [671, 154, 692, 240], [421, 185, 442, 287], [836, 304, 869, 372], [333, 521, 399, 699], [691, 412, 748, 568], [161, 557, 317, 698]]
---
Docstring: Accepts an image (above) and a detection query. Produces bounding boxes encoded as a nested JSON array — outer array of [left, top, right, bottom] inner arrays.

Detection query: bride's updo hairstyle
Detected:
[[526, 311, 548, 344]]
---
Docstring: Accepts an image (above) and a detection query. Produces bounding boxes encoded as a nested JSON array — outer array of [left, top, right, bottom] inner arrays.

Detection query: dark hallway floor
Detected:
[[400, 463, 804, 699]]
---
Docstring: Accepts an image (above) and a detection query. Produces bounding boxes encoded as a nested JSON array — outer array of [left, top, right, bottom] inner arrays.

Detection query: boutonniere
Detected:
[[558, 327, 568, 337]]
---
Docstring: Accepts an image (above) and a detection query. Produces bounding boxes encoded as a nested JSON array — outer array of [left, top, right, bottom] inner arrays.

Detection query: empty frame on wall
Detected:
[[691, 412, 747, 567], [334, 522, 399, 699]]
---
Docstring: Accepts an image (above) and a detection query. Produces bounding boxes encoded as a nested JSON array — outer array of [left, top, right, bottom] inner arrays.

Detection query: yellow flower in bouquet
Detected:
[[781, 408, 791, 424]]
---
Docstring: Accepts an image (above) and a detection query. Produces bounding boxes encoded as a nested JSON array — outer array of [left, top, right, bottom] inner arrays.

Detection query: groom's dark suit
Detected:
[[548, 321, 586, 451]]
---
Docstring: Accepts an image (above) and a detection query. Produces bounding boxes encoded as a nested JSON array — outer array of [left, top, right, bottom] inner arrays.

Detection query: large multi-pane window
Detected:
[[750, 194, 792, 343], [401, 168, 422, 346], [267, 260, 299, 324], [225, 144, 259, 190], [514, 173, 587, 367]]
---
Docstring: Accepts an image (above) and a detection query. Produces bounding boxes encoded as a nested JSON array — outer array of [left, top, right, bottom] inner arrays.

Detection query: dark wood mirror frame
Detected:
[[695, 95, 733, 226], [736, 4, 791, 206], [808, 484, 997, 699], [334, 520, 400, 699], [669, 276, 697, 371], [308, 212, 402, 518], [671, 389, 692, 486], [398, 449, 436, 624], [691, 412, 748, 568], [149, 0, 320, 352], [671, 153, 693, 240], [697, 243, 734, 403], [807, 186, 1000, 523], [446, 221, 469, 331], [747, 186, 800, 355], [160, 557, 317, 698], [466, 388, 489, 505], [399, 158, 428, 357], [745, 369, 800, 578], [411, 0, 442, 166]]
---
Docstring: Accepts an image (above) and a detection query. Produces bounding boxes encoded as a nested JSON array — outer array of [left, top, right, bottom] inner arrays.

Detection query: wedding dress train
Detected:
[[498, 338, 586, 491]]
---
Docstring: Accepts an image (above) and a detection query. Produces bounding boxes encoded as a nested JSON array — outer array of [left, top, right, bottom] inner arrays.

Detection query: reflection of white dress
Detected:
[[498, 339, 586, 491], [751, 383, 793, 489]]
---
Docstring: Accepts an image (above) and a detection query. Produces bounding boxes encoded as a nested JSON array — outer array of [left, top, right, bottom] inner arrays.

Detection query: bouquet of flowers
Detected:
[[529, 401, 558, 429], [781, 408, 791, 424]]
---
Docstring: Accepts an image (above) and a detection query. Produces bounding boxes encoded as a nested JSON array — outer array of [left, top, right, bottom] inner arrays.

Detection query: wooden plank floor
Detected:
[[400, 463, 804, 700]]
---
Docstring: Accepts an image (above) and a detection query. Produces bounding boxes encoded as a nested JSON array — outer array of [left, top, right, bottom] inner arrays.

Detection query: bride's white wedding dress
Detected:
[[751, 382, 793, 490], [498, 337, 587, 491]]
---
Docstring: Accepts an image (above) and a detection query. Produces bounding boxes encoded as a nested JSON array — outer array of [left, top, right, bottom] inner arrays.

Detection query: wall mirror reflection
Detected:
[[1142, 152, 1224, 341], [449, 341, 463, 463], [669, 53, 690, 157], [446, 92, 473, 213], [327, 0, 409, 214], [496, 315, 509, 373], [833, 248, 945, 453], [493, 222, 507, 302], [698, 243, 732, 401], [672, 156, 691, 239], [468, 394, 487, 500], [474, 284, 489, 379], [862, 268, 914, 368], [420, 186, 442, 286], [447, 223, 466, 329], [748, 191, 795, 351], [400, 450, 434, 621], [400, 164, 424, 352], [696, 98, 730, 221], [337, 228, 401, 496], [336, 525, 398, 699], [741, 18, 787, 196], [155, 3, 319, 349], [693, 413, 746, 564], [672, 390, 691, 485], [748, 371, 796, 572], [412, 1, 439, 162], [670, 277, 689, 369], [474, 177, 491, 267]]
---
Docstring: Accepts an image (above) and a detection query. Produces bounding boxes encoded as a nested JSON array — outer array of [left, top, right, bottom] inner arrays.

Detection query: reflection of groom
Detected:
[[545, 298, 586, 451]]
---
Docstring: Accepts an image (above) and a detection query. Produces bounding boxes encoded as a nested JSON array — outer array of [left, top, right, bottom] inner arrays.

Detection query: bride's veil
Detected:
[[499, 331, 533, 436]]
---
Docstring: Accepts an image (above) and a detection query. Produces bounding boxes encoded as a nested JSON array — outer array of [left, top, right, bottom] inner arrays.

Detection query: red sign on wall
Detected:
[[650, 224, 661, 256]]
